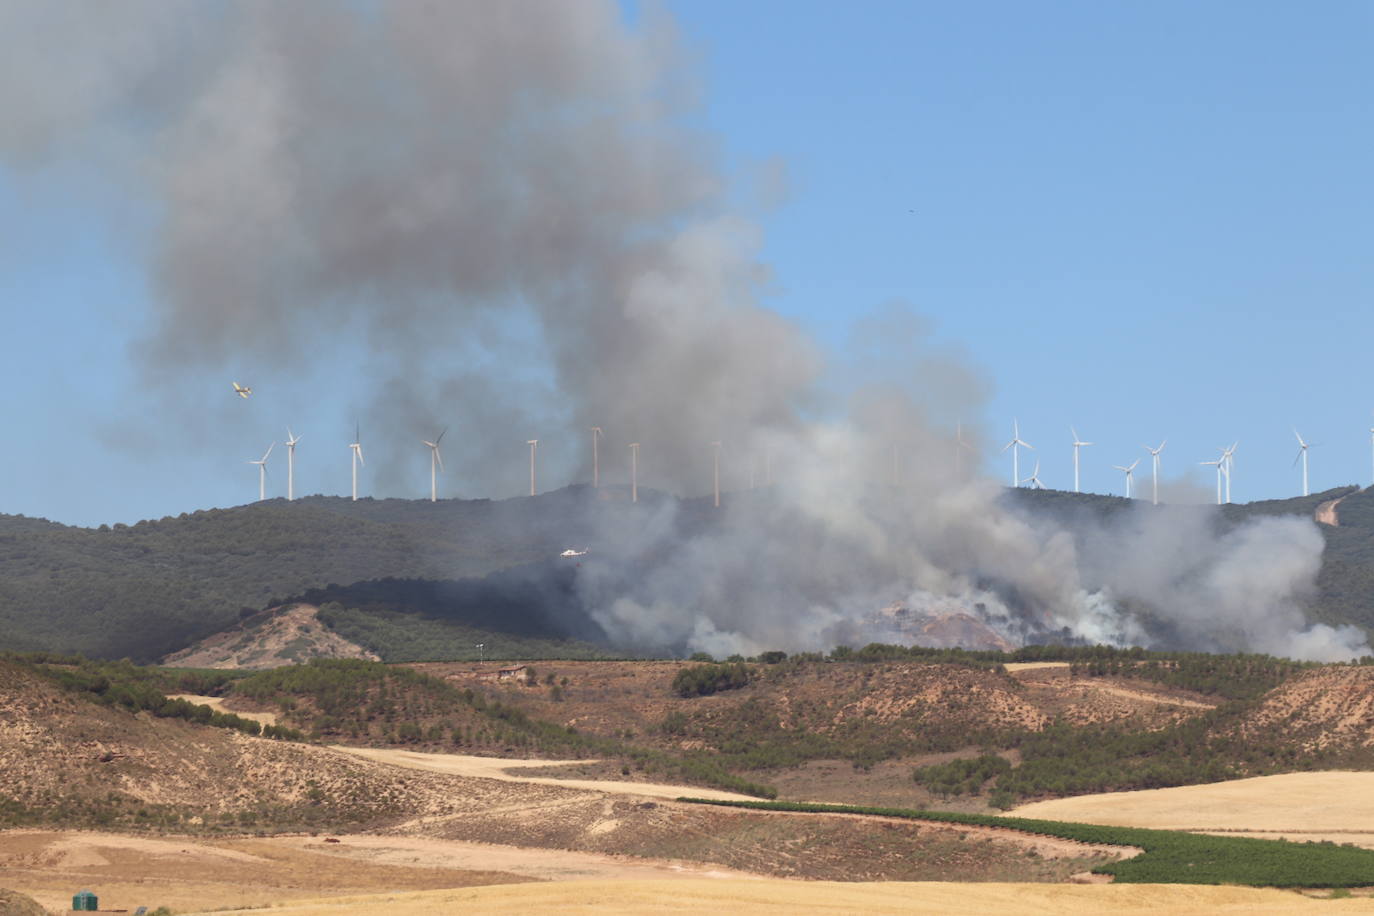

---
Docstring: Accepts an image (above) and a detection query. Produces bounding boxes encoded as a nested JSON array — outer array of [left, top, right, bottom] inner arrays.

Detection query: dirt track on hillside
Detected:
[[330, 746, 759, 802]]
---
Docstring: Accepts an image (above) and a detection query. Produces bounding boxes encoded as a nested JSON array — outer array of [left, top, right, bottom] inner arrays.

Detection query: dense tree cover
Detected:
[[912, 754, 1012, 798], [682, 798, 1374, 888], [5, 483, 1374, 664], [1069, 653, 1314, 700], [672, 662, 754, 697], [0, 487, 670, 661]]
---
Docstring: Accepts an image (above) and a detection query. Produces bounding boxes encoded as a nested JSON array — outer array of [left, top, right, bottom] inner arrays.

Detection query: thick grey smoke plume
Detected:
[[3, 1, 1364, 661]]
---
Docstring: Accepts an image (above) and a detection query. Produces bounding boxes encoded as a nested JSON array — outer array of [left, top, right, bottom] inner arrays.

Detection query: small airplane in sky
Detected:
[[560, 548, 588, 558], [232, 382, 253, 399]]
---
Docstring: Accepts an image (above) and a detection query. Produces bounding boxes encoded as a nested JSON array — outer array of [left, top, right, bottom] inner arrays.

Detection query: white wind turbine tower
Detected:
[[284, 428, 301, 501], [527, 440, 538, 496], [1001, 420, 1032, 487], [248, 442, 274, 502], [349, 424, 364, 501], [1200, 457, 1225, 505], [1220, 442, 1237, 503], [1363, 425, 1374, 491], [1112, 458, 1140, 499], [422, 428, 446, 502], [1144, 440, 1166, 506], [1020, 460, 1045, 490], [628, 442, 640, 503], [1070, 427, 1093, 493], [1293, 429, 1311, 497], [590, 426, 603, 489]]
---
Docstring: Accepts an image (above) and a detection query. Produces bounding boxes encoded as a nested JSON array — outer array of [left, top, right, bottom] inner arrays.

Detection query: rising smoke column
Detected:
[[1, 1, 1364, 661]]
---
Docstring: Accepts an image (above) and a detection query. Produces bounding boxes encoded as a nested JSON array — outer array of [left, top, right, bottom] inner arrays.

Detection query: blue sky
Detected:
[[3, 1, 1372, 526]]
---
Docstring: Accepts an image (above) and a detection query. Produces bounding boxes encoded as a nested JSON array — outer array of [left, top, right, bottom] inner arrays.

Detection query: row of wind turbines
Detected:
[[1003, 421, 1324, 505], [244, 425, 661, 504], [242, 419, 1338, 507]]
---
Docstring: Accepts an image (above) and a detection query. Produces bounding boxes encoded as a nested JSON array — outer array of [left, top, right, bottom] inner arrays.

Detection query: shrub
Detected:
[[671, 662, 753, 698]]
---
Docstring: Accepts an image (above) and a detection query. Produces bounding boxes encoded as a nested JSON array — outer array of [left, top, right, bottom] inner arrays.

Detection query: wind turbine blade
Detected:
[[358, 447, 364, 467], [436, 427, 447, 444], [435, 448, 444, 471], [1070, 426, 1079, 442]]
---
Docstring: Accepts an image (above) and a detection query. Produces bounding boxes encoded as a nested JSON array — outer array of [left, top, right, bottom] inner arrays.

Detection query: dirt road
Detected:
[[331, 746, 759, 802], [168, 694, 278, 726]]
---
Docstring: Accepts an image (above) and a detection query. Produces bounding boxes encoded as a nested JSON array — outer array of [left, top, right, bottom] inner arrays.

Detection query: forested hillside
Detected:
[[2, 483, 1372, 662], [0, 486, 700, 661]]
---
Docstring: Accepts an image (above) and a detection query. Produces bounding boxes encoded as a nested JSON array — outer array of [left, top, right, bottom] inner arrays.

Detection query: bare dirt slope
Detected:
[[161, 603, 379, 669], [181, 879, 1374, 916], [1316, 495, 1347, 526], [1239, 667, 1374, 749], [1010, 771, 1374, 846]]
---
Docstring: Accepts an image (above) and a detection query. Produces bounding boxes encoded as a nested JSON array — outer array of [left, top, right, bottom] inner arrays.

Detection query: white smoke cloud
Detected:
[[2, 1, 1363, 663]]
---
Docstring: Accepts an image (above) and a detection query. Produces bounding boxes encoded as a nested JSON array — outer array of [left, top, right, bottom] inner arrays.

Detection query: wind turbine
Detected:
[[710, 441, 722, 508], [628, 442, 640, 503], [527, 440, 538, 496], [1001, 420, 1032, 487], [1144, 440, 1166, 506], [1112, 458, 1140, 499], [284, 428, 301, 501], [1220, 442, 1237, 503], [349, 424, 364, 501], [1070, 427, 1093, 493], [1201, 457, 1224, 505], [248, 442, 274, 502], [1293, 429, 1311, 497], [422, 428, 446, 502], [1020, 460, 1045, 490], [590, 426, 603, 489]]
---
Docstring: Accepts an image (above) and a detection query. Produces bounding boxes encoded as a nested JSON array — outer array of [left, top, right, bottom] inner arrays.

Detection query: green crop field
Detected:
[[681, 798, 1374, 887]]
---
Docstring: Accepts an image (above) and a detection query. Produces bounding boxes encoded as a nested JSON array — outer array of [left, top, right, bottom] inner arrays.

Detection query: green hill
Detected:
[[0, 486, 695, 661], [2, 483, 1373, 662]]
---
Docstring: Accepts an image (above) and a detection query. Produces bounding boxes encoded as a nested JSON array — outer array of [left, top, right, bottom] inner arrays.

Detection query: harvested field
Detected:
[[1010, 771, 1374, 844], [0, 830, 530, 914], [181, 878, 1374, 915]]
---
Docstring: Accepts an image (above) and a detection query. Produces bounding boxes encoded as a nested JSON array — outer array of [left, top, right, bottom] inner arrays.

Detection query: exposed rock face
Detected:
[[161, 603, 379, 669]]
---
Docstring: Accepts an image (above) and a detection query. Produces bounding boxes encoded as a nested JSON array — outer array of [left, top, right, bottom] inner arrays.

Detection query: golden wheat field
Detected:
[[1010, 771, 1374, 844], [181, 878, 1374, 915]]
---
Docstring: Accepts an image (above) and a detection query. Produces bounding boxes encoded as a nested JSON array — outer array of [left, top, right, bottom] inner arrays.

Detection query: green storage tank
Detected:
[[72, 889, 98, 911]]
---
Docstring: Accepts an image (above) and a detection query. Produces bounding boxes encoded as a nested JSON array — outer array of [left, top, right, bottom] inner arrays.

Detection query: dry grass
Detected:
[[181, 878, 1374, 915], [1011, 771, 1374, 838]]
